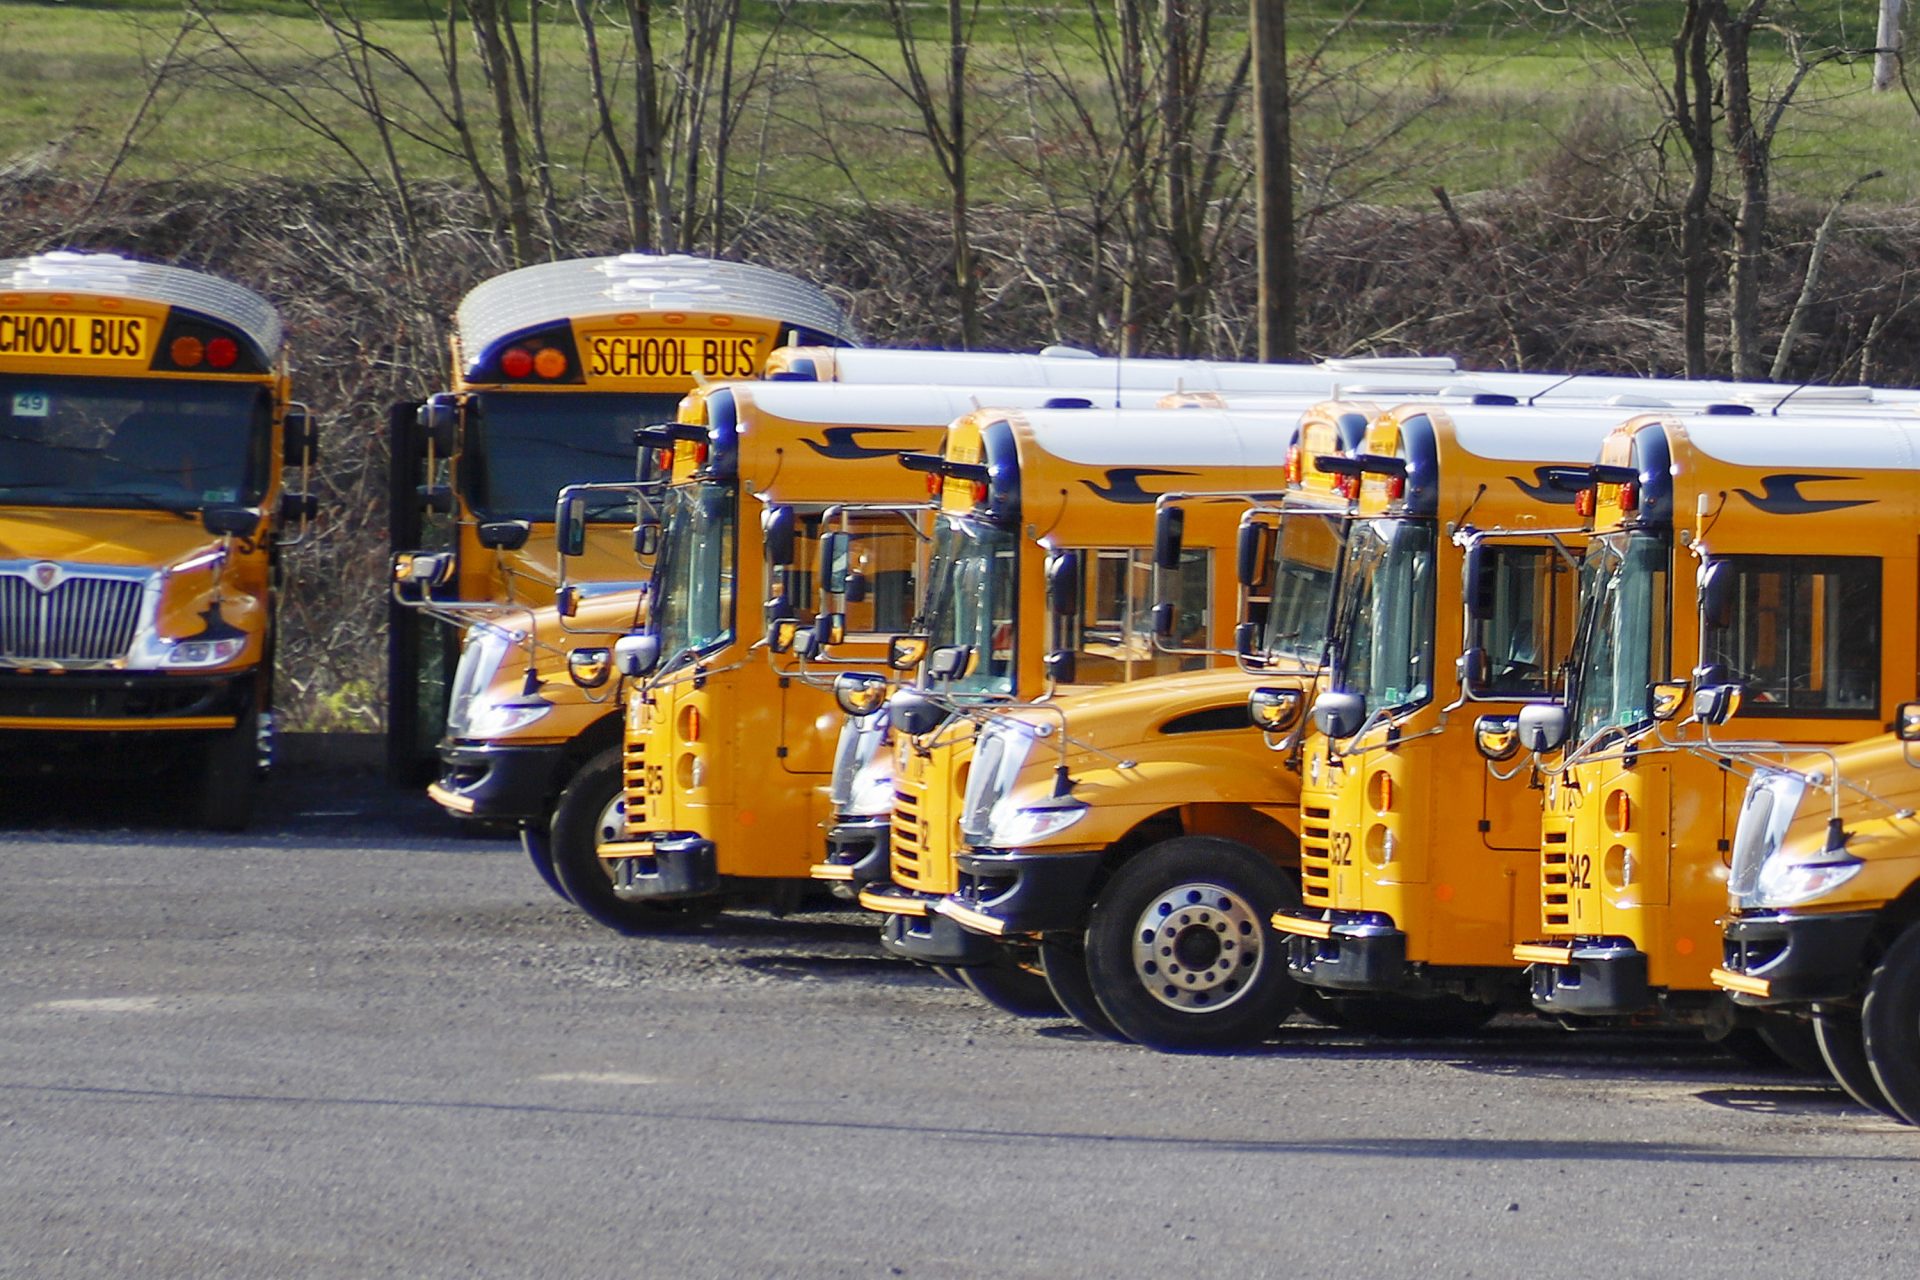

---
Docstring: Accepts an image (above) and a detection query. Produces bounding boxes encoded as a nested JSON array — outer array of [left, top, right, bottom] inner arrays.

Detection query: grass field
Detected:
[[0, 0, 1913, 208]]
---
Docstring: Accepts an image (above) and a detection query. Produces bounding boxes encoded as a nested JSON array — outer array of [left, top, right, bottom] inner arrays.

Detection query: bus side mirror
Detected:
[[555, 492, 588, 557], [202, 504, 257, 538], [1312, 691, 1364, 740], [556, 585, 579, 619], [613, 633, 660, 677], [277, 492, 318, 525], [928, 645, 974, 682], [765, 505, 796, 568], [1516, 704, 1568, 752], [478, 520, 531, 551], [1699, 561, 1735, 630], [1462, 541, 1495, 621], [888, 635, 929, 671], [392, 551, 456, 588], [835, 672, 889, 717], [1046, 551, 1081, 619], [819, 529, 851, 594], [1237, 521, 1274, 590], [1234, 620, 1260, 658], [1154, 507, 1185, 571], [1474, 714, 1520, 761], [1249, 686, 1304, 733], [283, 405, 318, 461], [1151, 600, 1176, 640], [1694, 684, 1742, 726], [418, 394, 458, 454], [1651, 681, 1690, 722], [568, 647, 612, 689], [418, 484, 453, 514], [815, 612, 846, 649], [1456, 646, 1489, 694], [1896, 701, 1920, 742], [768, 618, 799, 654], [635, 518, 660, 558], [1044, 650, 1076, 685], [890, 688, 944, 737]]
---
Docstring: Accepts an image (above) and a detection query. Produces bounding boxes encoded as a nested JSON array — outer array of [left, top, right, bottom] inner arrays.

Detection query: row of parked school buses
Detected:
[[379, 254, 1920, 1128], [8, 250, 1920, 1125]]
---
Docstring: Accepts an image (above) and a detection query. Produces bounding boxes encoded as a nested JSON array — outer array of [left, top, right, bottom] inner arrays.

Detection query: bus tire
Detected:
[[1038, 932, 1129, 1042], [955, 943, 1062, 1018], [1083, 836, 1299, 1052], [194, 720, 258, 832], [549, 748, 718, 933], [1862, 925, 1920, 1125], [1754, 1012, 1828, 1076], [518, 821, 572, 904], [1812, 1003, 1903, 1119]]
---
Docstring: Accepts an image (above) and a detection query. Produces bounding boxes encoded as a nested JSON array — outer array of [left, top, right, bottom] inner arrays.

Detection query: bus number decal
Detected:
[[0, 312, 148, 361], [586, 334, 760, 381], [1330, 831, 1354, 866], [11, 391, 50, 417], [1568, 852, 1592, 891]]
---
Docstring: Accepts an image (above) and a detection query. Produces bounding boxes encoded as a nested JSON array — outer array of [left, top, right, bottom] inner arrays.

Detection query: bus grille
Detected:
[[1299, 804, 1333, 906], [620, 736, 647, 833], [0, 570, 145, 663], [1541, 824, 1572, 930], [889, 785, 926, 888]]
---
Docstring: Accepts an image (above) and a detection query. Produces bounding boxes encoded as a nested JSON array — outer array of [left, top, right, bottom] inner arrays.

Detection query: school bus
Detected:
[[387, 253, 860, 780], [1499, 414, 1920, 1064], [549, 381, 1180, 929], [0, 250, 313, 829], [1714, 718, 1920, 1122], [1264, 402, 1707, 1032], [835, 401, 1356, 1024], [856, 402, 1377, 1046]]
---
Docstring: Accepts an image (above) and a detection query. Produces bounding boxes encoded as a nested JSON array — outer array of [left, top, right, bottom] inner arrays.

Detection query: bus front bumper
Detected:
[[428, 741, 566, 823], [1274, 910, 1409, 992], [860, 887, 1004, 966], [1517, 939, 1651, 1015], [599, 832, 720, 900], [936, 847, 1106, 937], [808, 816, 892, 897], [1711, 910, 1879, 1006]]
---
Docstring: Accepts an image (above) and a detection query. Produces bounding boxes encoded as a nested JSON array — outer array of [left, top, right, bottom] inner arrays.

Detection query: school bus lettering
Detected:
[[0, 312, 148, 361], [586, 333, 760, 381], [1331, 830, 1355, 866]]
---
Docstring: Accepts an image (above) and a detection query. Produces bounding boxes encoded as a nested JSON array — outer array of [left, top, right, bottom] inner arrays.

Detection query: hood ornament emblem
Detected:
[[29, 562, 62, 592]]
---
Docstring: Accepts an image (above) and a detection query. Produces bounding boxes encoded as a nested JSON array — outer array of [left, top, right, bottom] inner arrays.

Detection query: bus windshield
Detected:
[[1568, 530, 1670, 745], [1331, 518, 1436, 712], [650, 479, 736, 673], [922, 515, 1017, 696], [1263, 508, 1344, 667], [0, 374, 269, 512], [465, 390, 681, 522]]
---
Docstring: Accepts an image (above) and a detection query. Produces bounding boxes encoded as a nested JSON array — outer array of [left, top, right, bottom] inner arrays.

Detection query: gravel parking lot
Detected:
[[2, 766, 1917, 1278]]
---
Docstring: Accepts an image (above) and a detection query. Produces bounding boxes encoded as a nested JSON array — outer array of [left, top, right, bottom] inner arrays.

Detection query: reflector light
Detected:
[[1286, 445, 1302, 485], [694, 442, 710, 465], [926, 473, 941, 497], [534, 347, 568, 379], [1619, 481, 1639, 512], [1575, 489, 1595, 517], [1387, 475, 1406, 500], [206, 336, 238, 369], [656, 448, 673, 472], [972, 480, 990, 504], [501, 346, 535, 378], [170, 336, 204, 367]]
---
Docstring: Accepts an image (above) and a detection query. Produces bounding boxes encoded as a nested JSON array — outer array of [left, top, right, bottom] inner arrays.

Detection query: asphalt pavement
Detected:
[[2, 766, 1916, 1278]]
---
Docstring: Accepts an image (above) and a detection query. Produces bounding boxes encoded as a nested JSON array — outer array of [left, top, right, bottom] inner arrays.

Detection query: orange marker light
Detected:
[[534, 347, 568, 379], [170, 335, 204, 367]]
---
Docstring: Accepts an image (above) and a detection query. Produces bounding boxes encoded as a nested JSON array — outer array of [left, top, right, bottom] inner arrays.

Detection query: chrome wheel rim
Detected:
[[1130, 881, 1263, 1012]]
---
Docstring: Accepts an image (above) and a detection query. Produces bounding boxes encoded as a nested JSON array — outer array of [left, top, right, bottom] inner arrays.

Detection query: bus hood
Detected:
[[0, 506, 239, 570]]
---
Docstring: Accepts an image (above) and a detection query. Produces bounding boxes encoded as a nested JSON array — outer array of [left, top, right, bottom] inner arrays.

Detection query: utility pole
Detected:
[[1251, 0, 1295, 360]]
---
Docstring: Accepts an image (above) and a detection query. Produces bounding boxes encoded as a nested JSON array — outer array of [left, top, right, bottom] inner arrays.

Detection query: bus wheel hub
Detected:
[[1131, 882, 1262, 1012]]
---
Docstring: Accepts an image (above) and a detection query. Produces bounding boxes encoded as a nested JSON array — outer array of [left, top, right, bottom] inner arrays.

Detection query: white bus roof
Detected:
[[718, 380, 1185, 427], [457, 254, 861, 357], [0, 251, 284, 360]]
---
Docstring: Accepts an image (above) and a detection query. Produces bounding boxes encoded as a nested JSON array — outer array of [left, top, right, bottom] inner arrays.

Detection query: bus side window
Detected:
[[1474, 543, 1574, 698], [1702, 556, 1881, 714]]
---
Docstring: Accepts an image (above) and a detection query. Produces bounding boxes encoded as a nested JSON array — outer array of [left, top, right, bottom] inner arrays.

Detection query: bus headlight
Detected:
[[985, 801, 1087, 847], [1754, 849, 1865, 909], [847, 764, 895, 818], [165, 635, 249, 667], [465, 695, 554, 739], [961, 722, 1035, 840], [1729, 771, 1807, 908]]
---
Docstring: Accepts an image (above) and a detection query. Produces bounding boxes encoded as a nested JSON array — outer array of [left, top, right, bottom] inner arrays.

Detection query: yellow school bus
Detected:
[[0, 251, 312, 829], [860, 403, 1369, 1046], [387, 254, 859, 779], [1713, 714, 1920, 1122], [1266, 402, 1691, 1032], [548, 381, 1173, 929], [1503, 414, 1920, 1065]]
